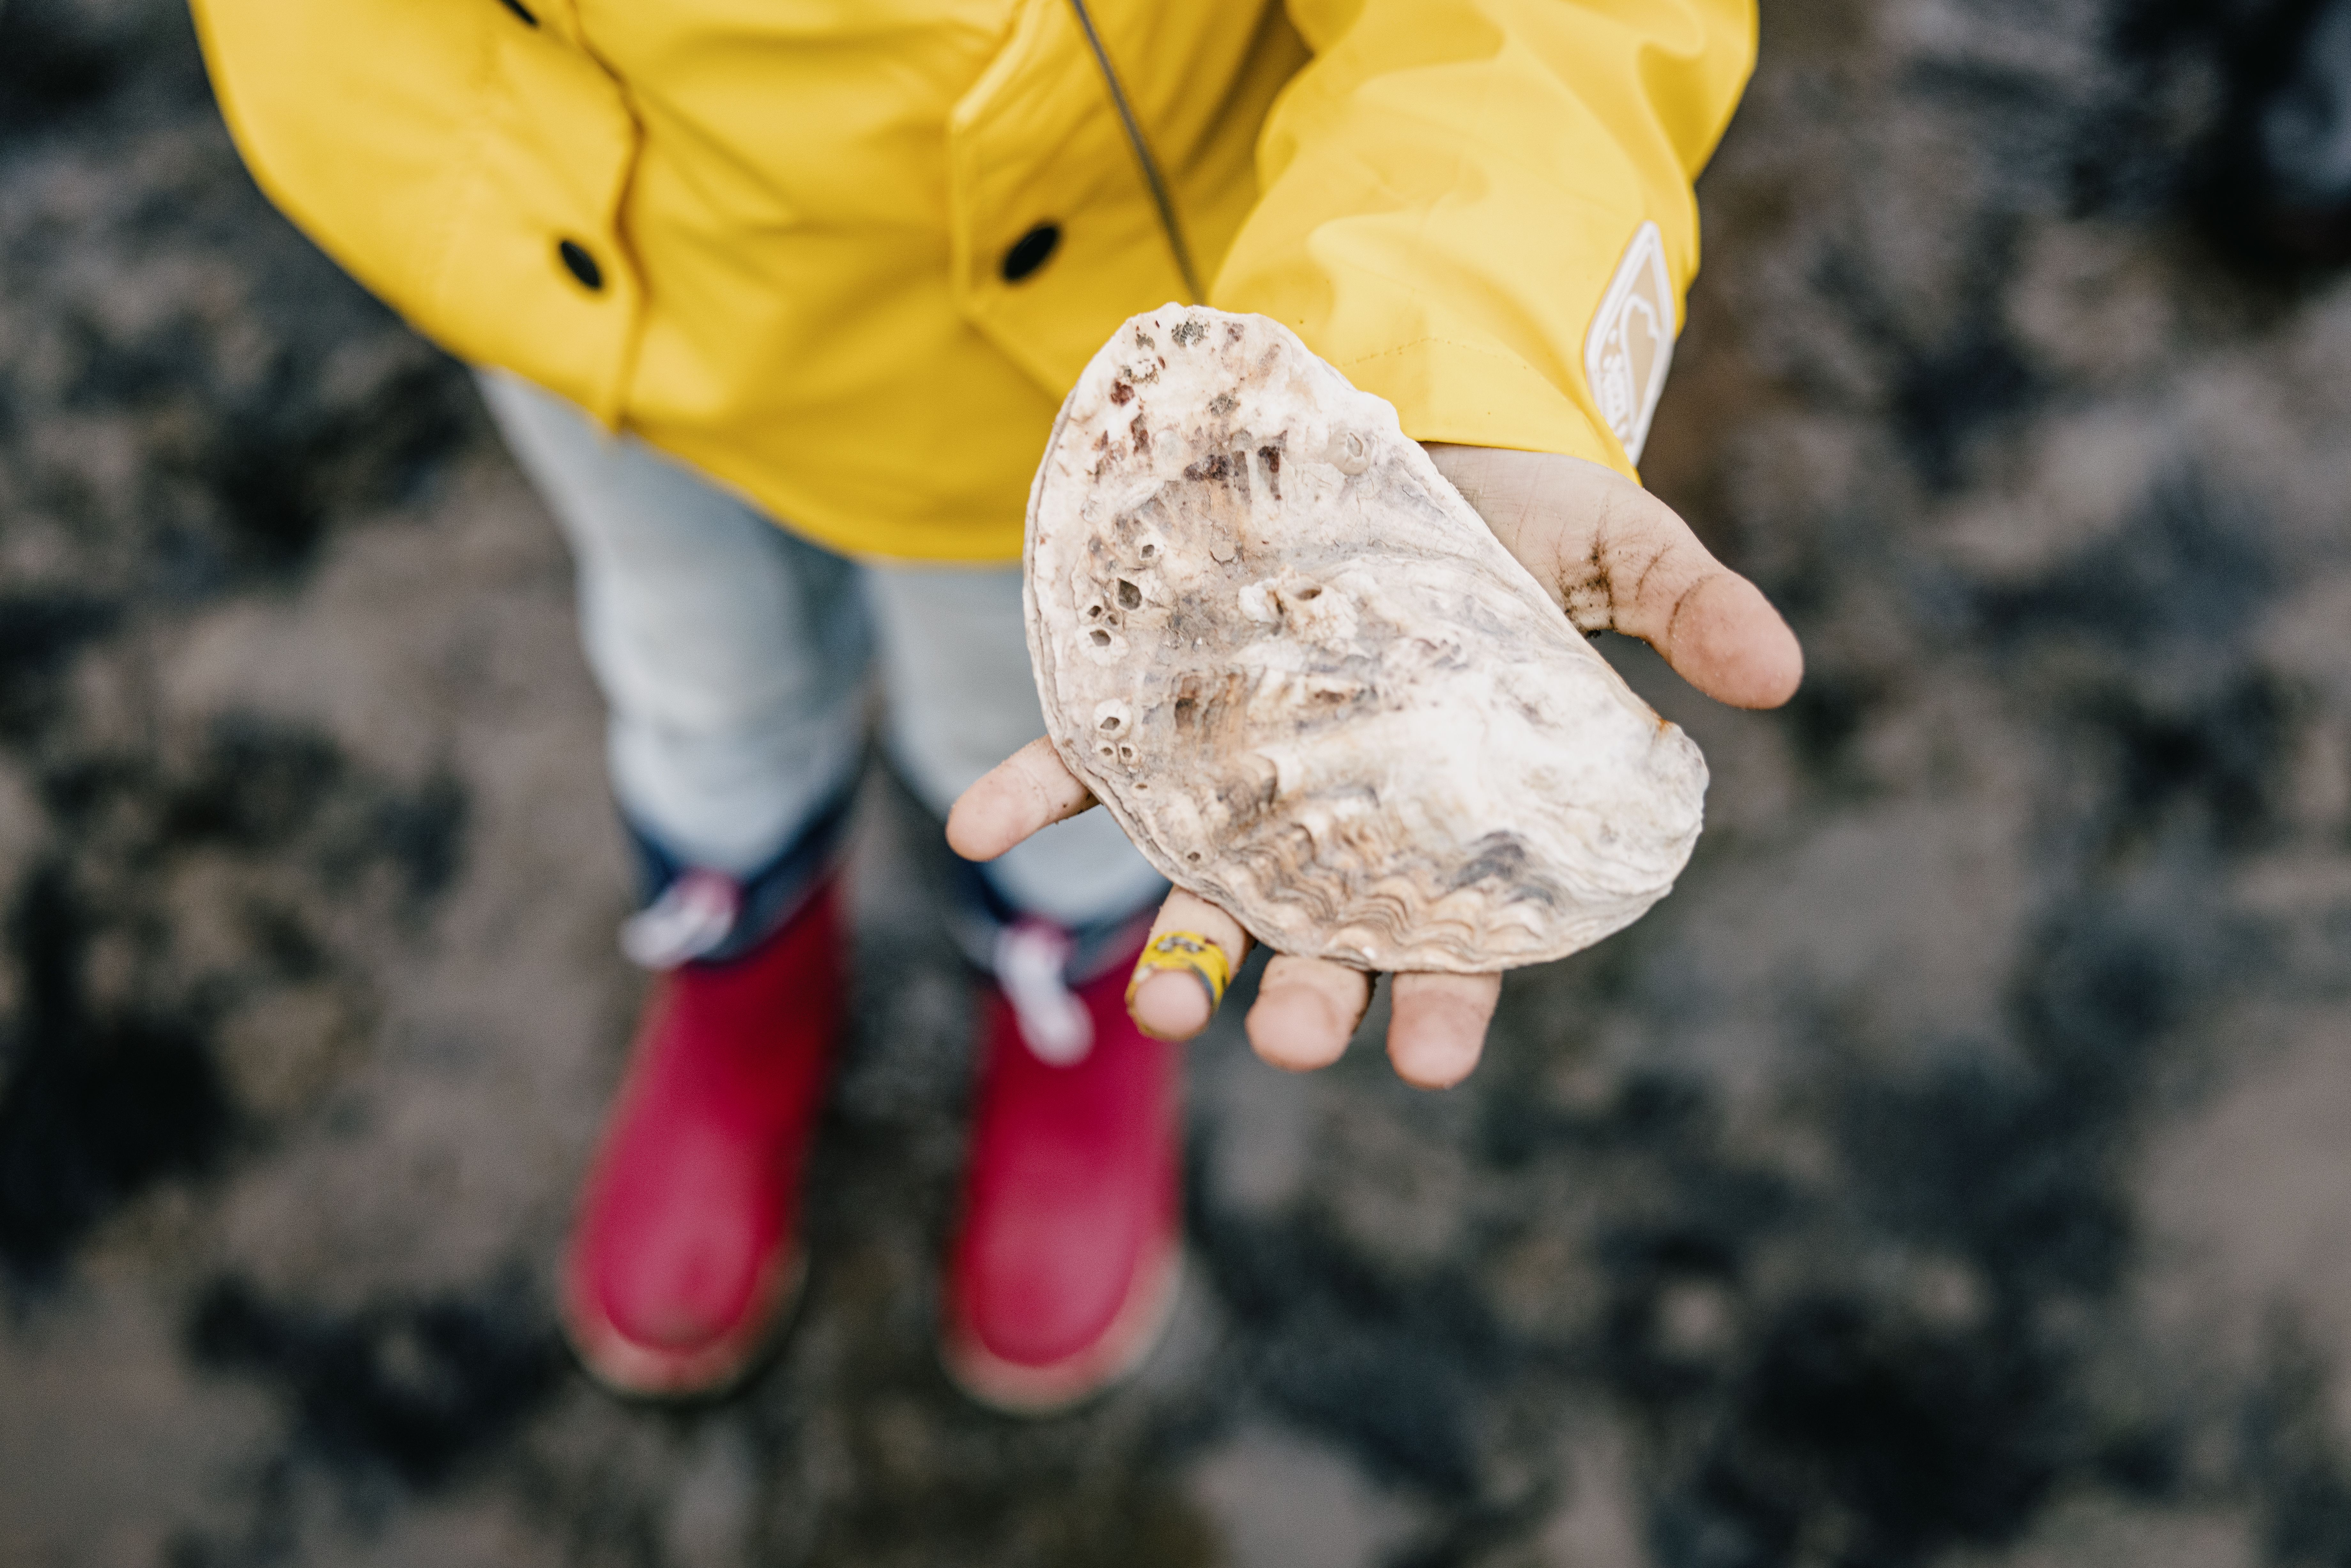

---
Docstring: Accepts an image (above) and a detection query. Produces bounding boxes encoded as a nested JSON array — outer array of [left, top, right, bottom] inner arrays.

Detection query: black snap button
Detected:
[[495, 0, 538, 24], [1000, 222, 1061, 284], [558, 239, 604, 292]]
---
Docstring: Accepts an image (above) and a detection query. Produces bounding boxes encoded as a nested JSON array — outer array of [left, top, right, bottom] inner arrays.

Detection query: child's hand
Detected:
[[948, 447, 1802, 1090]]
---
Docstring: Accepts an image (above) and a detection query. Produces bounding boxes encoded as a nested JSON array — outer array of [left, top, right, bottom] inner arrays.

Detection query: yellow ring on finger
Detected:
[[1125, 929, 1234, 1016]]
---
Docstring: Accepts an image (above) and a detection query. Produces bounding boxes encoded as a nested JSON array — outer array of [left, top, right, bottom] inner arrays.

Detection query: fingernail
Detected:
[[1130, 969, 1211, 1040]]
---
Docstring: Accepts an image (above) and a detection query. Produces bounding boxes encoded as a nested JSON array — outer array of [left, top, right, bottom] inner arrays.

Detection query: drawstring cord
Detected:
[[995, 919, 1095, 1066], [620, 868, 743, 968], [1063, 0, 1204, 304]]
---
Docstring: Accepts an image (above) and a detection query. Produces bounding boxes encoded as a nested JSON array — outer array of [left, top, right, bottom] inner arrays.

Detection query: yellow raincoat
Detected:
[[191, 0, 1753, 561]]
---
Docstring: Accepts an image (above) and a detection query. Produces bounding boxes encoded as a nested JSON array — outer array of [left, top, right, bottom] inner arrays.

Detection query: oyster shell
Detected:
[[1025, 306, 1707, 973]]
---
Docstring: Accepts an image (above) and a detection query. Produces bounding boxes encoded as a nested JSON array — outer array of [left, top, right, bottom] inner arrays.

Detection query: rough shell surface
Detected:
[[1025, 306, 1708, 973]]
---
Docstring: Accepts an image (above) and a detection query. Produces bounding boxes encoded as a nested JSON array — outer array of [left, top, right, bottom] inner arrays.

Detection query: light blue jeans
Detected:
[[476, 370, 1164, 937]]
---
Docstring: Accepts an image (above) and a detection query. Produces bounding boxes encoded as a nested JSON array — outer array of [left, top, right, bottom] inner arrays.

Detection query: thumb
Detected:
[[1427, 443, 1803, 710], [946, 737, 1098, 861]]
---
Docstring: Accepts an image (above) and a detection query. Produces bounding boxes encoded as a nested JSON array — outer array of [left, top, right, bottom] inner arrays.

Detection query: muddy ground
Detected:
[[4, 0, 2351, 1563]]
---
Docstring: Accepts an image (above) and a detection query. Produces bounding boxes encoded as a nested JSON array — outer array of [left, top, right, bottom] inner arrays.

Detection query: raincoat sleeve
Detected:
[[1210, 0, 1755, 478]]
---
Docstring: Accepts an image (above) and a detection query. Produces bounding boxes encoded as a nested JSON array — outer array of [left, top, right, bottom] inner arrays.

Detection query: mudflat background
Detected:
[[5, 0, 2351, 1564]]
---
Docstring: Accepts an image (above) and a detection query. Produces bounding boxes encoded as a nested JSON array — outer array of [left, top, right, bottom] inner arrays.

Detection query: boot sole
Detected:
[[562, 1244, 807, 1402], [938, 1238, 1185, 1417]]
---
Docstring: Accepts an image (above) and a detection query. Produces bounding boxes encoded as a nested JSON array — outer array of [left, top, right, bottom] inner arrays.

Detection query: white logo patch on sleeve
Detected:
[[1583, 220, 1677, 466]]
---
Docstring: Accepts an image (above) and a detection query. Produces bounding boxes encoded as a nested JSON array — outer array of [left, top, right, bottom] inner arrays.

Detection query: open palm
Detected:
[[948, 446, 1803, 1089]]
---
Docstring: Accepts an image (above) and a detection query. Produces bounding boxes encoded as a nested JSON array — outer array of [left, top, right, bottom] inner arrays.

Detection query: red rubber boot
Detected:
[[562, 879, 843, 1397], [942, 921, 1184, 1413]]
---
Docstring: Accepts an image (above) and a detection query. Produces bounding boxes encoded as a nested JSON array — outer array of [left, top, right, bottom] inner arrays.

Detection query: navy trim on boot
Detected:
[[944, 853, 1164, 989], [623, 781, 859, 968]]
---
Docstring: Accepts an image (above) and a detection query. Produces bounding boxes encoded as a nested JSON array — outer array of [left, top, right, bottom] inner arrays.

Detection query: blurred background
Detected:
[[4, 0, 2351, 1563]]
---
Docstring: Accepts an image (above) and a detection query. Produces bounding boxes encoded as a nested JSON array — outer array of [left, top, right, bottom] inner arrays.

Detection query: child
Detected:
[[188, 0, 1801, 1409]]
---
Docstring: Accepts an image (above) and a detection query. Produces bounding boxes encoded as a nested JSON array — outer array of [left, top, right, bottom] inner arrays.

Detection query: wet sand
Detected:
[[4, 0, 2351, 1562]]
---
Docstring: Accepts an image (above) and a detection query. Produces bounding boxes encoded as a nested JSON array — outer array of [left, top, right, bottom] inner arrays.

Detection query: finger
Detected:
[[1385, 972, 1501, 1089], [1641, 569, 1805, 712], [1245, 955, 1373, 1073], [1127, 888, 1252, 1041], [945, 738, 1096, 861], [1577, 499, 1802, 711], [1426, 444, 1803, 711]]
